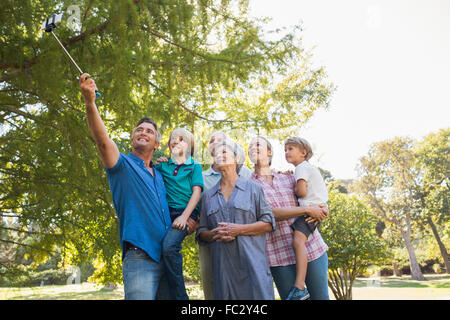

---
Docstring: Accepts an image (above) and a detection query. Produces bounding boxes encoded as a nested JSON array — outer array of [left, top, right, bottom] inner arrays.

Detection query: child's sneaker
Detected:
[[286, 286, 310, 300]]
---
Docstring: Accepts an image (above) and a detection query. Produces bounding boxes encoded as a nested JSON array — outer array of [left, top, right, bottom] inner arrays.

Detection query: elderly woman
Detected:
[[196, 139, 276, 300], [199, 131, 253, 300], [248, 136, 330, 300]]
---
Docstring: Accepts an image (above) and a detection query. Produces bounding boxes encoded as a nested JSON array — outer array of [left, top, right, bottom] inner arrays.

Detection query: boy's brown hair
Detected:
[[284, 137, 313, 161]]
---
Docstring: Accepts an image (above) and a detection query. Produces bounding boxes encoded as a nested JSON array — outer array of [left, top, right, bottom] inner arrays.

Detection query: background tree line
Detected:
[[320, 128, 449, 299]]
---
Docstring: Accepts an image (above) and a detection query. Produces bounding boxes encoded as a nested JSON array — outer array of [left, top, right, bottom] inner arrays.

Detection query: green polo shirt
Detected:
[[155, 157, 204, 210]]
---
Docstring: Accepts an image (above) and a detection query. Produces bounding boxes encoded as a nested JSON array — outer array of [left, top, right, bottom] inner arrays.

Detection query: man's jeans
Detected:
[[270, 252, 330, 300], [122, 248, 163, 300]]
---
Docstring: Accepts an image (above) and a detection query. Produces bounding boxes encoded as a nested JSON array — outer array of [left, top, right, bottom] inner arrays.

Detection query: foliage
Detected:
[[327, 180, 349, 194], [320, 190, 387, 300], [379, 227, 450, 274], [354, 137, 427, 280], [354, 131, 450, 277], [8, 268, 68, 287], [318, 167, 333, 183], [321, 167, 354, 194], [413, 128, 449, 228], [355, 129, 450, 279], [413, 129, 449, 273], [181, 233, 201, 283]]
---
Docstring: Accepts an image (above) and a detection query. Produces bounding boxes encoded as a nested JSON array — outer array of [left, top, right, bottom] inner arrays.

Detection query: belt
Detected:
[[125, 242, 145, 253]]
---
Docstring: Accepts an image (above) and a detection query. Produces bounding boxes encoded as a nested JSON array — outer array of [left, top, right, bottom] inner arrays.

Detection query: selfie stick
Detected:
[[42, 14, 101, 98]]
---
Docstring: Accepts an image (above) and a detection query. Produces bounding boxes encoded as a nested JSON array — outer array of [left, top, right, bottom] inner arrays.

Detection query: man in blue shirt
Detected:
[[79, 73, 171, 300]]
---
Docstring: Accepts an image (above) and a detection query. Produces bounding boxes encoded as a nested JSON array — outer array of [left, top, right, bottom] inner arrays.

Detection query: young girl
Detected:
[[155, 128, 204, 300], [284, 137, 329, 300]]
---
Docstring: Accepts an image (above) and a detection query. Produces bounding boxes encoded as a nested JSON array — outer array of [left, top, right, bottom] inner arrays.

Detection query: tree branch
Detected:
[[0, 238, 55, 254], [0, 226, 60, 237], [141, 26, 257, 65], [0, 104, 58, 129], [147, 79, 234, 123]]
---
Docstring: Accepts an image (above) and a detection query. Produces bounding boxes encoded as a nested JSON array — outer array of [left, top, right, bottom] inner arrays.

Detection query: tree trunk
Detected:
[[393, 262, 402, 277], [328, 269, 350, 300], [427, 217, 450, 274], [401, 217, 425, 280], [327, 269, 342, 300]]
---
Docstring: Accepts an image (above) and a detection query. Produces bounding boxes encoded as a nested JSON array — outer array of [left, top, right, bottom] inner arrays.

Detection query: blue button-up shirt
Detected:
[[105, 152, 171, 262]]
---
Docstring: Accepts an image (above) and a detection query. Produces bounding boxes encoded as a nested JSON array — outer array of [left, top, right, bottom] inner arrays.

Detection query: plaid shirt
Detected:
[[250, 170, 328, 267]]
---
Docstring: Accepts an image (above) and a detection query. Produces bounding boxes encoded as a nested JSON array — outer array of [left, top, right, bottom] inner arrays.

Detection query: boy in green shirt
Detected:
[[155, 128, 203, 300]]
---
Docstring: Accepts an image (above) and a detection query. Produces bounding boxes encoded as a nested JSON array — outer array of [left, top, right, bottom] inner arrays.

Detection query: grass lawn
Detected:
[[1, 274, 449, 300], [350, 274, 450, 300]]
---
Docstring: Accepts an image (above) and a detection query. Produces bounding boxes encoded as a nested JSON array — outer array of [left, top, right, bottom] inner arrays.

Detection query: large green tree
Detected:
[[1, 0, 333, 284], [355, 137, 426, 280], [320, 190, 387, 300], [414, 128, 450, 273]]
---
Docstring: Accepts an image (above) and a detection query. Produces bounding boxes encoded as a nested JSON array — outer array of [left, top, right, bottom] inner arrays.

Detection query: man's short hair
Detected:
[[133, 117, 161, 142]]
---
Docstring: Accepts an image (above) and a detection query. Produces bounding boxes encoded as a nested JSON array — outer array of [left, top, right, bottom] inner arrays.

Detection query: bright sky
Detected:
[[248, 0, 450, 179]]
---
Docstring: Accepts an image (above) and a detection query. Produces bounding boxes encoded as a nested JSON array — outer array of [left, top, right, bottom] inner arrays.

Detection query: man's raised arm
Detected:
[[79, 73, 119, 169]]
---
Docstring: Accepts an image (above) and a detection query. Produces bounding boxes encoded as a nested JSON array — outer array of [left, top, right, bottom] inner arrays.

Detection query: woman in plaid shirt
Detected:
[[248, 136, 330, 300]]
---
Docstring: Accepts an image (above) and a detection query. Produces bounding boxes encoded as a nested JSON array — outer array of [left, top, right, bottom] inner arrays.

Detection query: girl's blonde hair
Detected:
[[284, 137, 313, 161], [169, 128, 195, 157]]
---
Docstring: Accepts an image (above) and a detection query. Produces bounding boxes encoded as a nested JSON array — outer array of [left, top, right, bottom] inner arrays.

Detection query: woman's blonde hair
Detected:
[[169, 128, 195, 157], [284, 137, 313, 161]]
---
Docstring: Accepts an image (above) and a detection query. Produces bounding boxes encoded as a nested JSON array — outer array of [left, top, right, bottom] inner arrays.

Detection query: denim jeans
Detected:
[[160, 207, 195, 300], [270, 252, 330, 300], [122, 248, 163, 300]]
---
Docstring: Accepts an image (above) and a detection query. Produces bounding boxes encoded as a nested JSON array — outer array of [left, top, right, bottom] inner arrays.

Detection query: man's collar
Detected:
[[128, 152, 145, 165], [128, 152, 155, 167], [210, 179, 221, 196], [205, 165, 221, 176]]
